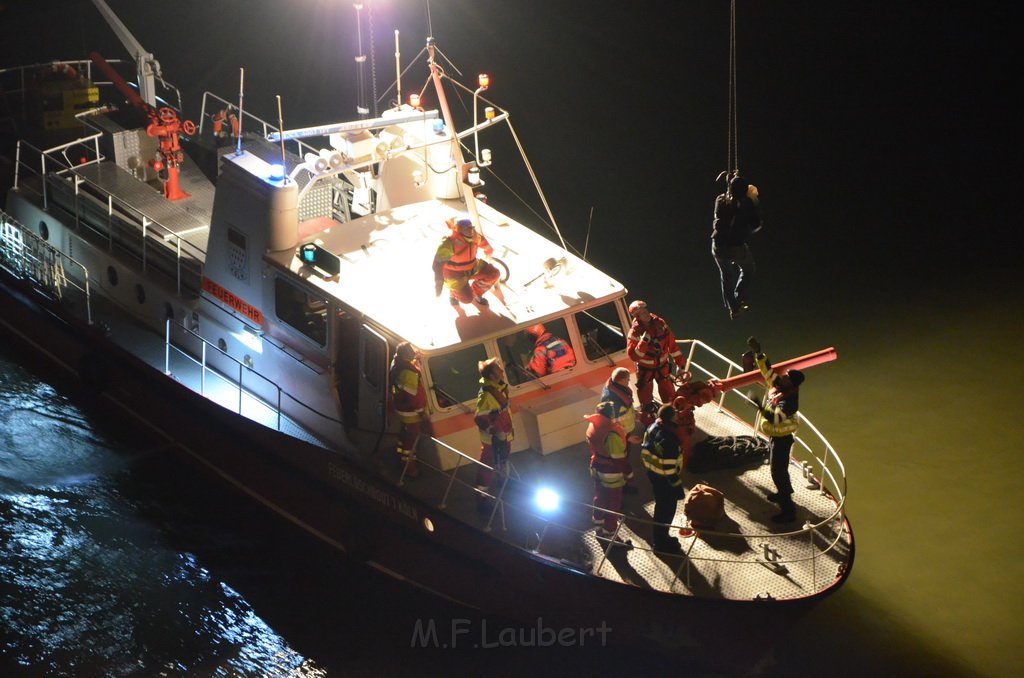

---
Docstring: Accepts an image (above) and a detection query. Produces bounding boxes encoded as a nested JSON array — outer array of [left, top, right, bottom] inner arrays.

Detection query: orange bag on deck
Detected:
[[683, 483, 725, 529]]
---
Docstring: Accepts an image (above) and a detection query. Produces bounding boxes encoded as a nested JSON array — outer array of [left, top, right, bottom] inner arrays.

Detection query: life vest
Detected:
[[529, 333, 576, 375], [389, 357, 426, 421], [474, 378, 513, 443], [444, 232, 479, 273], [584, 412, 629, 488]]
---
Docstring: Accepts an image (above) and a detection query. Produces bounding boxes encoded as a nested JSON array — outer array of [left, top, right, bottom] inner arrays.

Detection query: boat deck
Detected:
[[72, 160, 215, 255], [386, 405, 852, 602], [24, 276, 850, 604]]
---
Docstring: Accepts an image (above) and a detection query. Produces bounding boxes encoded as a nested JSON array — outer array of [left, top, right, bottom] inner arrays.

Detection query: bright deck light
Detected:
[[534, 487, 560, 513]]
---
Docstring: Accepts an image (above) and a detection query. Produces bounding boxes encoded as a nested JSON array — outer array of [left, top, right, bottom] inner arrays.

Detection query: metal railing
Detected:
[[681, 338, 848, 515], [389, 338, 848, 598], [12, 135, 207, 297], [163, 317, 344, 438], [0, 209, 92, 324]]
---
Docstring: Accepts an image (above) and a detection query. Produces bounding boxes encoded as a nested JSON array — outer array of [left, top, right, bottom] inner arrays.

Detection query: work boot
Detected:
[[771, 500, 797, 523], [729, 302, 750, 320], [449, 295, 460, 307], [472, 295, 489, 306], [771, 509, 796, 523], [653, 537, 683, 555]]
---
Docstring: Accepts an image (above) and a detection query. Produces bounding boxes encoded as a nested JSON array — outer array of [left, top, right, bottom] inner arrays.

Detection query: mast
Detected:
[[427, 38, 481, 227]]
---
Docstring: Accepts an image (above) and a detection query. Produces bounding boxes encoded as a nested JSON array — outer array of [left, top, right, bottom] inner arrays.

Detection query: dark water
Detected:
[[2, 1, 1021, 676]]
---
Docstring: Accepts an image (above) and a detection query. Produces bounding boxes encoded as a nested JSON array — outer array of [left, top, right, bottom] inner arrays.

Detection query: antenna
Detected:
[[583, 206, 594, 260], [235, 67, 245, 155], [276, 95, 287, 175], [394, 30, 402, 108], [354, 3, 369, 118]]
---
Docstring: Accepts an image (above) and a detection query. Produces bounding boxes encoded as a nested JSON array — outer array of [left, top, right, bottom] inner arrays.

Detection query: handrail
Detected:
[[13, 136, 208, 296], [199, 91, 321, 160], [388, 337, 848, 597], [401, 430, 847, 595], [163, 318, 344, 433], [0, 209, 92, 324]]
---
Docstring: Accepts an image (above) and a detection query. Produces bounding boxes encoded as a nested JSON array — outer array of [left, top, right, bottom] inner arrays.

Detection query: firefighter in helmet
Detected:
[[625, 300, 685, 423], [433, 215, 501, 308], [389, 342, 429, 478]]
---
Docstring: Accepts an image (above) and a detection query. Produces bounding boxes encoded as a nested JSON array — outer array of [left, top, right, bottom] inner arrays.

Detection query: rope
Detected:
[[726, 0, 740, 180]]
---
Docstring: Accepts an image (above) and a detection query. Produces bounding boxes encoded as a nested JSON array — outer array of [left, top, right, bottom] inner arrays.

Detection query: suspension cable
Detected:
[[727, 0, 740, 178]]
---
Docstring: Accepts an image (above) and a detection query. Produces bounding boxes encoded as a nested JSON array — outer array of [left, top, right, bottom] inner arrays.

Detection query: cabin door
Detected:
[[358, 325, 389, 432]]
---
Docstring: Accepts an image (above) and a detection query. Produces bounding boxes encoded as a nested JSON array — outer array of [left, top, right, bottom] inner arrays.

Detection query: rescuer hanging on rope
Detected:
[[711, 173, 762, 319]]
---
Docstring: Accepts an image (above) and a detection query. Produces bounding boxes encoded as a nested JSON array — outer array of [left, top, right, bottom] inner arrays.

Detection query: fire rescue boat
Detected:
[[0, 0, 852, 659]]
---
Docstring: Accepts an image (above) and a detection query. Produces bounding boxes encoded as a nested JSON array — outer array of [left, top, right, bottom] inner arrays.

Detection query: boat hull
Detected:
[[0, 264, 845, 669]]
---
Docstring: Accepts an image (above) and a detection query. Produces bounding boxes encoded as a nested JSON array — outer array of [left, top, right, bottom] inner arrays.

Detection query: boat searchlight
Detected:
[[534, 487, 561, 513]]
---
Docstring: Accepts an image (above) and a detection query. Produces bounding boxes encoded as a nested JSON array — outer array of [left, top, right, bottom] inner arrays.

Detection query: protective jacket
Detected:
[[755, 354, 799, 437], [626, 314, 684, 371], [641, 418, 683, 487], [433, 218, 494, 283], [712, 193, 762, 249], [528, 333, 576, 376], [389, 356, 426, 424], [600, 377, 636, 434], [585, 411, 632, 489], [474, 377, 514, 445]]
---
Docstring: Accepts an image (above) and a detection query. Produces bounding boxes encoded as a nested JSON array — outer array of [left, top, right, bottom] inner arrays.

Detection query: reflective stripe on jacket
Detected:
[[585, 412, 631, 488], [641, 419, 683, 486], [389, 358, 426, 424], [528, 333, 576, 376], [755, 354, 800, 437], [626, 314, 683, 370], [474, 377, 514, 444]]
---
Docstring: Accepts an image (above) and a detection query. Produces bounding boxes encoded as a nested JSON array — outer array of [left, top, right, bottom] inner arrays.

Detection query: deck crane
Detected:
[[90, 0, 160, 108]]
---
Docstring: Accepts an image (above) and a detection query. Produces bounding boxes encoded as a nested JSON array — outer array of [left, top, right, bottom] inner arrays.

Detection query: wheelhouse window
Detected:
[[575, 302, 626, 361], [274, 277, 327, 346], [425, 343, 488, 408], [498, 317, 574, 386]]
